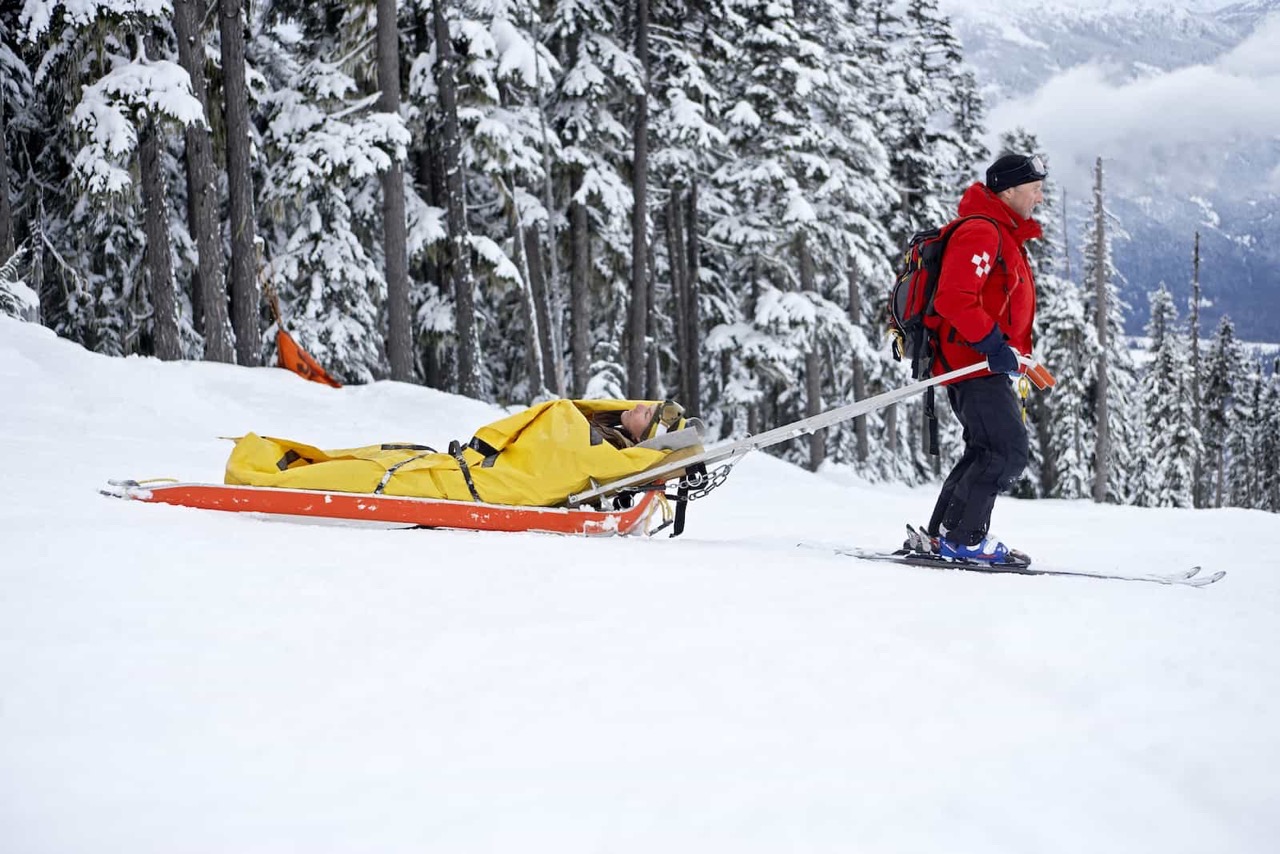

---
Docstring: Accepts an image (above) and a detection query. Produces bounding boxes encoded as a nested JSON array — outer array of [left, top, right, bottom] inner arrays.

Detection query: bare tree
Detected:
[[1091, 156, 1110, 503], [218, 0, 261, 365], [377, 0, 412, 381], [173, 0, 234, 362], [432, 0, 478, 397], [627, 0, 650, 398]]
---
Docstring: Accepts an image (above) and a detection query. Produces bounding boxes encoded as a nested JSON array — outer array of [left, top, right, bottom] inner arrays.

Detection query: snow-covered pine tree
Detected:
[[20, 1, 204, 358], [1201, 314, 1244, 507], [253, 3, 410, 384], [1226, 364, 1263, 509], [705, 0, 874, 469], [1188, 230, 1205, 506], [1140, 285, 1199, 507], [807, 0, 898, 477], [647, 0, 737, 417], [1, 6, 33, 307], [1081, 157, 1139, 504], [429, 0, 481, 397], [439, 0, 564, 403], [539, 0, 639, 398], [1257, 361, 1280, 513], [0, 13, 23, 262]]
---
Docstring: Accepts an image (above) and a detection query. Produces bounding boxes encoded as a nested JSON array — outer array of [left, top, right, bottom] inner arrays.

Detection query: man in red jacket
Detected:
[[924, 153, 1046, 563]]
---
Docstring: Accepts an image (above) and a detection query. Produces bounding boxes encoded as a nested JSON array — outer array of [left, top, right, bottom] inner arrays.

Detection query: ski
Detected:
[[800, 537, 1224, 588]]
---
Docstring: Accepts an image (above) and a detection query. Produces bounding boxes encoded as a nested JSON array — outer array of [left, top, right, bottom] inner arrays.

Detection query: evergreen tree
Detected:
[[541, 0, 638, 397], [1201, 315, 1243, 507], [1257, 361, 1280, 513], [21, 1, 204, 358], [1140, 286, 1199, 507], [1081, 157, 1139, 504]]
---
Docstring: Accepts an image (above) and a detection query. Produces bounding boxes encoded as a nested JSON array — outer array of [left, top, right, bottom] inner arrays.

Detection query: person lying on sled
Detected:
[[224, 398, 704, 508]]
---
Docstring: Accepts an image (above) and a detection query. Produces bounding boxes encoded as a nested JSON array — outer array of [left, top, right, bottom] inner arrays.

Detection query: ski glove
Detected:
[[973, 325, 1019, 375]]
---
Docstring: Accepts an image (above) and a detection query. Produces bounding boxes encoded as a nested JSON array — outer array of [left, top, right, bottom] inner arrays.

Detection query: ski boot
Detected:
[[938, 533, 1031, 566]]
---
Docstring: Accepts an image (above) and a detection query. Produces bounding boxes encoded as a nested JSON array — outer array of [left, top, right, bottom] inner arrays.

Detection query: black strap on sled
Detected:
[[467, 436, 501, 468], [275, 449, 314, 471], [448, 440, 484, 502], [669, 462, 705, 538]]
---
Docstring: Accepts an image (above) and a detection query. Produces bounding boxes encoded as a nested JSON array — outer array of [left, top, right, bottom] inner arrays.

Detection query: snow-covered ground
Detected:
[[2, 315, 1278, 854]]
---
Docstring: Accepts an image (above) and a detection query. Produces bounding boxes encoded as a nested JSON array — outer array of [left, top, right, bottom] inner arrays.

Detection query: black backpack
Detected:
[[889, 214, 1003, 381]]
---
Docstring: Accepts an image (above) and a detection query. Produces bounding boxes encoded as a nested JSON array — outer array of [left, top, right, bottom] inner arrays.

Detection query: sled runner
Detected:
[[102, 479, 668, 536]]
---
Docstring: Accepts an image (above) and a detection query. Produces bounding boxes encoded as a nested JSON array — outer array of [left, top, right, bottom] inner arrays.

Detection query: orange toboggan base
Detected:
[[102, 480, 667, 536]]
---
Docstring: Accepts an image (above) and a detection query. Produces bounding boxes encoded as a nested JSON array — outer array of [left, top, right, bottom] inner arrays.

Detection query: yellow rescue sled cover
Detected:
[[225, 399, 700, 507]]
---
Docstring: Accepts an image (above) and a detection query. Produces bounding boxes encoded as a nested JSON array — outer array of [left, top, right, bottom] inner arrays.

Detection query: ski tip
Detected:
[[1189, 570, 1226, 587]]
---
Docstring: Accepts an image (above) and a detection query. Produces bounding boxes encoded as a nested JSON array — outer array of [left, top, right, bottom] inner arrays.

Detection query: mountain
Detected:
[[945, 0, 1280, 341]]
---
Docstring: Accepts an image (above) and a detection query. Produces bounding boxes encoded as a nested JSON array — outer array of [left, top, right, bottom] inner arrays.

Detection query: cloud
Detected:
[[985, 12, 1280, 197]]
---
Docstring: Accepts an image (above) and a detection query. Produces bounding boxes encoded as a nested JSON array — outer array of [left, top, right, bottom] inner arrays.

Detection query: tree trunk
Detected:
[[512, 226, 543, 394], [627, 0, 650, 398], [432, 0, 478, 397], [531, 10, 564, 396], [684, 179, 701, 413], [377, 0, 412, 381], [569, 169, 590, 396], [645, 237, 658, 395], [799, 234, 824, 471], [174, 0, 234, 363], [0, 86, 14, 260], [1190, 230, 1203, 507], [218, 0, 261, 365], [1092, 156, 1110, 503], [667, 187, 690, 405], [523, 225, 561, 394], [847, 261, 868, 462], [138, 115, 181, 360]]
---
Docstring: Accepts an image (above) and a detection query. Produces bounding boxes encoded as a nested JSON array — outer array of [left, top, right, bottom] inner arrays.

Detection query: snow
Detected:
[[2, 314, 1279, 853]]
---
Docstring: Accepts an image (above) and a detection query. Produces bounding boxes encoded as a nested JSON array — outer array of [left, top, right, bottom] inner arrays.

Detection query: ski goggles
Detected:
[[643, 399, 687, 440], [1002, 154, 1048, 184]]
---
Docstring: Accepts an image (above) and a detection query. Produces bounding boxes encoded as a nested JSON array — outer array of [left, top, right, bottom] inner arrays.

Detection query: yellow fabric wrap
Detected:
[[224, 399, 689, 507]]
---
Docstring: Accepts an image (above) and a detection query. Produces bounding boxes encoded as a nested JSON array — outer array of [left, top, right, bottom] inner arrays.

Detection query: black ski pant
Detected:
[[927, 373, 1029, 546]]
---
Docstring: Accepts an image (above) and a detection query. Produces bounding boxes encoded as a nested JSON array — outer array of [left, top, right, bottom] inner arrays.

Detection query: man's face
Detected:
[[1001, 181, 1044, 219]]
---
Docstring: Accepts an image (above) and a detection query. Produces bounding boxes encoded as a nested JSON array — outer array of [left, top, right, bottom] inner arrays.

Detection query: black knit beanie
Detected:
[[986, 154, 1047, 193]]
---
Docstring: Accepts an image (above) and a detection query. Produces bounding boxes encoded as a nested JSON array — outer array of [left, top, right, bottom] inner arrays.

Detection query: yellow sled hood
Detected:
[[224, 399, 699, 507]]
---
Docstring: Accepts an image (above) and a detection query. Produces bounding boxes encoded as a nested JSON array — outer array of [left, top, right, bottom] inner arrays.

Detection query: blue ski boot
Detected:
[[938, 533, 1013, 564]]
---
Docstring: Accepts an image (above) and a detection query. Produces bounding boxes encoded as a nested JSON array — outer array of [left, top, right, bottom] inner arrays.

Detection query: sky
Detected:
[[3, 315, 1279, 853]]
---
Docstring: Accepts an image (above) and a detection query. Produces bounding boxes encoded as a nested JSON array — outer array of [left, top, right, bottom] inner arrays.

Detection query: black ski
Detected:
[[800, 529, 1224, 588]]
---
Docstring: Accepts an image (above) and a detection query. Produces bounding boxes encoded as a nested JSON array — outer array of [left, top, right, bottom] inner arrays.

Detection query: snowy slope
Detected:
[[2, 316, 1278, 854]]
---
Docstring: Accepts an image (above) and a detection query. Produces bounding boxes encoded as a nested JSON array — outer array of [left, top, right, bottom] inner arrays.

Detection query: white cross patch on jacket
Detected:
[[971, 252, 992, 278]]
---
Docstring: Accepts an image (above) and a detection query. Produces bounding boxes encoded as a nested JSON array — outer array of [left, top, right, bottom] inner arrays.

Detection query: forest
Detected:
[[1, 0, 1276, 511]]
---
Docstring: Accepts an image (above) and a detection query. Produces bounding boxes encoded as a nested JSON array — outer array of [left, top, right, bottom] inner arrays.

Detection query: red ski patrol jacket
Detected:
[[931, 182, 1043, 382]]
